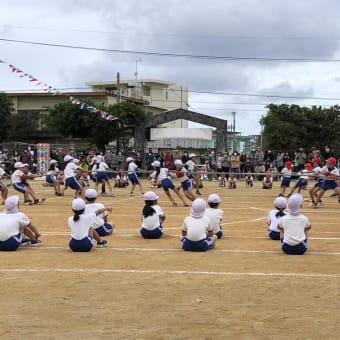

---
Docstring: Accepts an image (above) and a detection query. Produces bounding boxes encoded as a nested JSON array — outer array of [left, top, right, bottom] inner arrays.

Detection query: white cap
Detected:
[[72, 198, 86, 211], [189, 153, 196, 158], [126, 157, 133, 162], [14, 162, 28, 168], [64, 155, 74, 162], [50, 159, 58, 164], [207, 194, 221, 204], [144, 191, 159, 201], [96, 155, 103, 162], [274, 196, 287, 209], [85, 189, 97, 199], [4, 195, 19, 213], [174, 159, 183, 165], [151, 160, 161, 167], [190, 198, 206, 218], [287, 193, 303, 215]]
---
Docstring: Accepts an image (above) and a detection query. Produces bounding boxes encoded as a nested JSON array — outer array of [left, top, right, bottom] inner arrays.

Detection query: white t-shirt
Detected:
[[127, 162, 138, 174], [185, 160, 196, 171], [97, 161, 109, 172], [68, 212, 96, 240], [158, 168, 170, 181], [64, 162, 79, 179], [182, 215, 213, 241], [0, 212, 30, 241], [205, 208, 223, 234], [85, 202, 106, 229], [279, 214, 311, 245], [141, 205, 164, 231], [267, 209, 286, 232], [11, 169, 24, 184], [0, 168, 6, 179]]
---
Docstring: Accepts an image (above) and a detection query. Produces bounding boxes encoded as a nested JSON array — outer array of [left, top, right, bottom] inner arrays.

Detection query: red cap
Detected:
[[285, 160, 292, 169], [304, 163, 313, 170], [311, 158, 321, 165], [326, 157, 337, 164]]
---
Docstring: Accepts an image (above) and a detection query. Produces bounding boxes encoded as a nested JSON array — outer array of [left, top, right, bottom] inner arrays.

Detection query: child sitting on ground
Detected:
[[84, 189, 114, 236], [266, 196, 287, 240], [218, 172, 226, 187], [180, 198, 217, 251], [205, 194, 224, 239], [228, 172, 237, 189], [245, 171, 254, 187], [278, 193, 311, 255], [140, 191, 166, 239], [262, 171, 273, 189]]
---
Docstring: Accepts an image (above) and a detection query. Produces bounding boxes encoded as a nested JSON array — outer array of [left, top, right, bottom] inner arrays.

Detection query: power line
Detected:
[[2, 38, 340, 63]]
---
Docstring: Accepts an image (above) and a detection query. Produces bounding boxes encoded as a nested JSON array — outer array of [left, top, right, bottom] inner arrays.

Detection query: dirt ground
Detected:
[[0, 176, 340, 340]]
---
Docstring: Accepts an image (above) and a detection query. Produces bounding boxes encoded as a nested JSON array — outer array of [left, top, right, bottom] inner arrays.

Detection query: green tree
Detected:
[[45, 100, 151, 151], [262, 104, 340, 153], [0, 92, 14, 142]]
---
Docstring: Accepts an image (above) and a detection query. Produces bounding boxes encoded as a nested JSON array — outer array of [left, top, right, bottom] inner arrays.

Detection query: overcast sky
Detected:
[[1, 0, 340, 135]]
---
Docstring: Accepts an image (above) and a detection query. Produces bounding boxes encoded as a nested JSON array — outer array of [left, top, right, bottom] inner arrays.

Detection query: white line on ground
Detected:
[[0, 267, 339, 278], [27, 246, 340, 255]]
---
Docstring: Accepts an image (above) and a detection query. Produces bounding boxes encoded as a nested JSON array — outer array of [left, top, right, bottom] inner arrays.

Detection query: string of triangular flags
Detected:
[[0, 59, 118, 121]]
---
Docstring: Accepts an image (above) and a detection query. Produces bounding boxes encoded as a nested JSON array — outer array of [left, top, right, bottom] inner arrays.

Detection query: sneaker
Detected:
[[317, 201, 324, 208], [308, 202, 316, 207], [96, 240, 108, 248], [55, 192, 62, 196], [24, 200, 33, 206], [101, 192, 109, 197], [34, 198, 46, 205], [30, 239, 42, 247], [20, 238, 31, 246], [330, 193, 338, 198]]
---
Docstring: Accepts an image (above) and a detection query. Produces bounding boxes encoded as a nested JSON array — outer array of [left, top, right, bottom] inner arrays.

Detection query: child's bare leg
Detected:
[[164, 190, 177, 206], [26, 223, 41, 239], [173, 187, 189, 206]]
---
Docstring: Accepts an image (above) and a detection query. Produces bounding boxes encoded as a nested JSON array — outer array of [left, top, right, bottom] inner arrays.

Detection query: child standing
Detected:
[[288, 162, 312, 197], [44, 159, 63, 196], [140, 191, 165, 239], [181, 198, 217, 251], [84, 189, 114, 236], [280, 160, 292, 196], [11, 162, 46, 205], [205, 194, 224, 239], [126, 157, 144, 196], [266, 196, 287, 240], [62, 155, 85, 199], [151, 161, 189, 207], [278, 193, 311, 255], [172, 159, 196, 201], [68, 198, 109, 252]]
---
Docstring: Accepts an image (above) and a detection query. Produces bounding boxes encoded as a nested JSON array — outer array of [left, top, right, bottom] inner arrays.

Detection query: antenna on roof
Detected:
[[134, 58, 141, 80]]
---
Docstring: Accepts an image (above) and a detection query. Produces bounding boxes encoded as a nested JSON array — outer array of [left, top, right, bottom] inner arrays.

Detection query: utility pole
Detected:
[[232, 111, 236, 151], [116, 72, 121, 104]]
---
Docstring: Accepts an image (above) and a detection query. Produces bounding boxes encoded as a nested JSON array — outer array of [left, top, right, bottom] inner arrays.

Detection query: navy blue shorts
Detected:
[[65, 177, 82, 190], [128, 173, 140, 185], [181, 180, 192, 191], [320, 180, 337, 191], [161, 178, 175, 191], [69, 236, 93, 252], [281, 177, 291, 187], [95, 223, 113, 236], [13, 182, 29, 193], [46, 175, 56, 184], [268, 230, 280, 240], [281, 239, 307, 255], [140, 226, 163, 239], [0, 233, 22, 251], [96, 172, 110, 182], [181, 237, 214, 251]]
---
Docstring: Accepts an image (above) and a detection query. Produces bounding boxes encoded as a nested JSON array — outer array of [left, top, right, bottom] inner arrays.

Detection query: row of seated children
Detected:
[[140, 191, 224, 251]]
